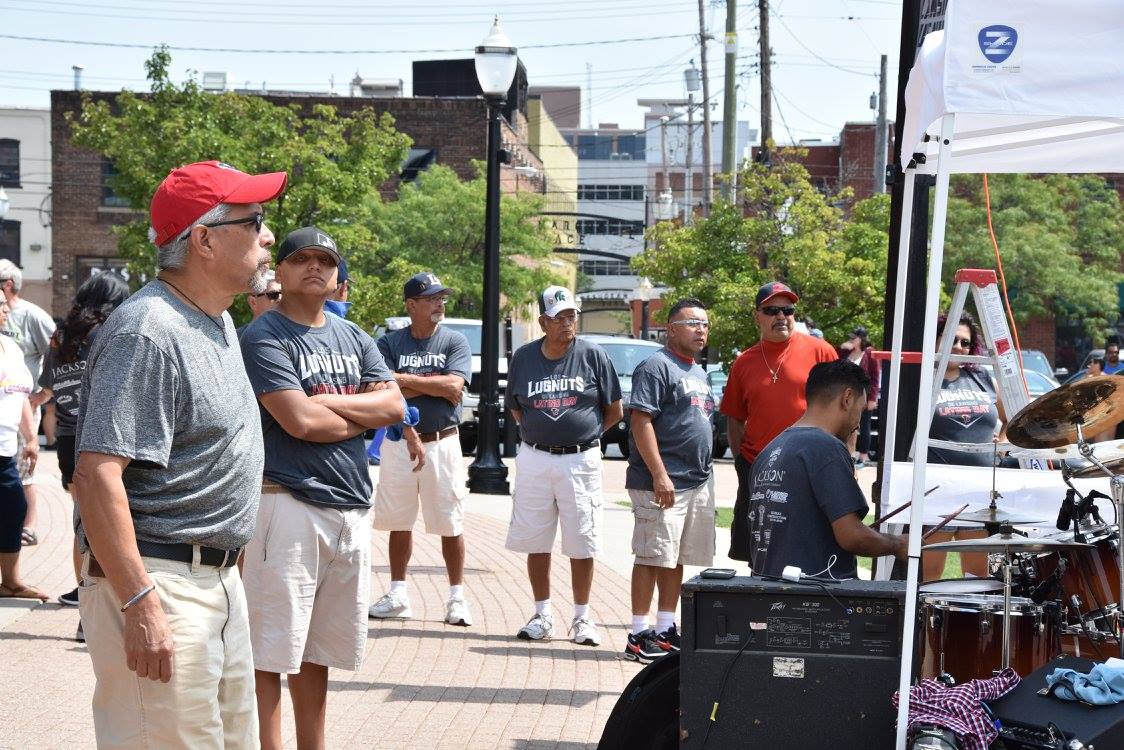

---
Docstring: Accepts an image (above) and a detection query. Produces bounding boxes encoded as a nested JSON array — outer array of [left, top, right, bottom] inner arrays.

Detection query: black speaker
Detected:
[[680, 575, 906, 749], [597, 651, 678, 750], [989, 655, 1124, 749]]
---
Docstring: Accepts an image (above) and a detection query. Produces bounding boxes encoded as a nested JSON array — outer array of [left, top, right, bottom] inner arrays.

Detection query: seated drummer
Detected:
[[746, 360, 906, 578]]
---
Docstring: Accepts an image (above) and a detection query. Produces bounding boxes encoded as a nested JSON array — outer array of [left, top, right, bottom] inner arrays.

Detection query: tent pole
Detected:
[[894, 114, 956, 750], [874, 168, 916, 580]]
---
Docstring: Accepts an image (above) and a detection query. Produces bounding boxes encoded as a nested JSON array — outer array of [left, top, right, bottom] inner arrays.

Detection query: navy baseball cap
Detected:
[[276, 226, 342, 267], [404, 271, 452, 300], [755, 281, 799, 307], [337, 257, 349, 284]]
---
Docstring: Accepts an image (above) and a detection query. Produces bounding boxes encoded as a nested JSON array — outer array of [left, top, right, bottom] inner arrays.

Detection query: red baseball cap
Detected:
[[755, 281, 800, 307], [150, 160, 288, 246]]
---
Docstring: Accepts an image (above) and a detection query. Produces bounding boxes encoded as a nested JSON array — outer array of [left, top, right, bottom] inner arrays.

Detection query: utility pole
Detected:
[[874, 54, 889, 194], [758, 0, 773, 162], [697, 0, 713, 214], [685, 92, 694, 225], [721, 0, 738, 201], [585, 63, 593, 129], [660, 115, 671, 198]]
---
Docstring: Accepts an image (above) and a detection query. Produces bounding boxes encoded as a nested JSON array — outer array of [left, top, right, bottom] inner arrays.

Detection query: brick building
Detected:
[[49, 87, 545, 317], [751, 120, 894, 199]]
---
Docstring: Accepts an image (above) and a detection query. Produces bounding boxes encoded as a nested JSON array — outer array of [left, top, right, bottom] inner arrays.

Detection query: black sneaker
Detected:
[[58, 587, 80, 607], [624, 630, 667, 664], [656, 624, 681, 652], [75, 621, 84, 643]]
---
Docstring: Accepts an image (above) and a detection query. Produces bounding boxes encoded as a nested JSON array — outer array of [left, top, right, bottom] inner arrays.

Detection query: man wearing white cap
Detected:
[[505, 286, 622, 646]]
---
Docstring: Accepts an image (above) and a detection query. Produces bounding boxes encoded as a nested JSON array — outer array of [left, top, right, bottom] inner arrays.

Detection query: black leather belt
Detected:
[[88, 541, 241, 577], [526, 439, 600, 455], [417, 426, 458, 443]]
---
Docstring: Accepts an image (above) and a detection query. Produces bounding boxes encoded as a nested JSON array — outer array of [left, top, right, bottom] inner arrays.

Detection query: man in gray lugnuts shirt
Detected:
[[505, 285, 622, 648]]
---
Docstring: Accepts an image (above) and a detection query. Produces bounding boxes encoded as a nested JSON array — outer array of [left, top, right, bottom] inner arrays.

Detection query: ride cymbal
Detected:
[[1067, 456, 1124, 479], [954, 507, 1048, 525], [924, 532, 1092, 554], [1006, 376, 1124, 448]]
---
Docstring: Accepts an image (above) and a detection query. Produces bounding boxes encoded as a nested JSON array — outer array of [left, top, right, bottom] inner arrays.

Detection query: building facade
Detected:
[[0, 107, 52, 310]]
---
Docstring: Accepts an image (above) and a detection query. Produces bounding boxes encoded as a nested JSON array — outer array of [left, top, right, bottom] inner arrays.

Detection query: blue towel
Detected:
[[385, 405, 421, 442], [1046, 661, 1124, 705]]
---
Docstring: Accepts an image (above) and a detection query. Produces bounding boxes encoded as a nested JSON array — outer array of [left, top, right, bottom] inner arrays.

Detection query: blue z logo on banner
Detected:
[[978, 25, 1018, 63]]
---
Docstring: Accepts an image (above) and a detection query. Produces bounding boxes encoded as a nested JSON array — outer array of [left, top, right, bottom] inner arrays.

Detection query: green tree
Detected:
[[943, 174, 1124, 338], [347, 163, 563, 328], [67, 47, 411, 314], [633, 152, 889, 363]]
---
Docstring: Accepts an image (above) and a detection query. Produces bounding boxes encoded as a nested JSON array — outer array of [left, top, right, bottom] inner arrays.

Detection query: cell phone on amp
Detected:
[[700, 568, 736, 579]]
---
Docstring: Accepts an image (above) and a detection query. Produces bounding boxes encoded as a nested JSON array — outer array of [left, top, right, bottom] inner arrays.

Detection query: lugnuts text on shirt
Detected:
[[298, 350, 363, 394]]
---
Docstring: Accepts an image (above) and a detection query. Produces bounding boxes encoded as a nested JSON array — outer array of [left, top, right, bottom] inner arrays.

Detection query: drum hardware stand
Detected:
[[1072, 420, 1124, 659]]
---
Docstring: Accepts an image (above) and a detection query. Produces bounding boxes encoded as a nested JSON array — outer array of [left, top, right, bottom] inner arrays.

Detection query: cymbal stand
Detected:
[[1075, 421, 1124, 659], [984, 440, 1004, 535], [1001, 550, 1013, 670]]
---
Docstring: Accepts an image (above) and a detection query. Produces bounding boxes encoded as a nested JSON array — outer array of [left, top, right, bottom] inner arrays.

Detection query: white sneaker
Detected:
[[445, 597, 473, 626], [516, 613, 554, 641], [368, 591, 412, 619], [570, 617, 601, 646]]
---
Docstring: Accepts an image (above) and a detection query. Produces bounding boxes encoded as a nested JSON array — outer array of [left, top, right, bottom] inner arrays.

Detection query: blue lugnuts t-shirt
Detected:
[[241, 309, 393, 508], [626, 347, 715, 491], [377, 325, 472, 434], [508, 337, 622, 446]]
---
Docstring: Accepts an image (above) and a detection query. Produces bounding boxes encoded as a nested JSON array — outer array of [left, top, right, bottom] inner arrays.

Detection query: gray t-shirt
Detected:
[[5, 298, 55, 382], [626, 347, 715, 491], [241, 309, 393, 508], [746, 426, 869, 579], [378, 325, 472, 434], [508, 337, 622, 446], [39, 341, 89, 436], [75, 281, 264, 551], [928, 369, 999, 467]]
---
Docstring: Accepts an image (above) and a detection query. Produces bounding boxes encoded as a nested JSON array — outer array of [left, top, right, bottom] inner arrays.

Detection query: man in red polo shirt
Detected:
[[721, 282, 837, 563]]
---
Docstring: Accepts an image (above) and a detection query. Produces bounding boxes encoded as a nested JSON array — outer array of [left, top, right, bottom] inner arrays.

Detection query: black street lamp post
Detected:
[[468, 18, 517, 495]]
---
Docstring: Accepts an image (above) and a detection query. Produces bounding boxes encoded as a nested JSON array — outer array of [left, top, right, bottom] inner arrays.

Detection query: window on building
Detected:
[[575, 135, 613, 160], [578, 259, 632, 276], [0, 140, 18, 187], [577, 184, 644, 201], [576, 218, 645, 236], [0, 221, 20, 265], [101, 160, 131, 208], [400, 148, 438, 182], [616, 134, 646, 161]]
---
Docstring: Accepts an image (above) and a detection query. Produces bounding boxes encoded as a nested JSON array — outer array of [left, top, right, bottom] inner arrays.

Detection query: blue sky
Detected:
[[0, 0, 903, 142]]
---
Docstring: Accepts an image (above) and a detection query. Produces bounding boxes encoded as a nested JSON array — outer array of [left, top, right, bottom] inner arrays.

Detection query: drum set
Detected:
[[914, 375, 1124, 684]]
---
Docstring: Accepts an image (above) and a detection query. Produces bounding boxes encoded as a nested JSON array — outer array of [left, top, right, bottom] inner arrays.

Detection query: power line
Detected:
[[0, 32, 696, 54]]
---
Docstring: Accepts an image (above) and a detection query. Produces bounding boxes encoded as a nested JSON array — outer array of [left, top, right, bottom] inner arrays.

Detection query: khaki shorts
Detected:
[[242, 489, 371, 674], [372, 433, 467, 537], [630, 476, 716, 568], [79, 553, 258, 750], [505, 444, 602, 559]]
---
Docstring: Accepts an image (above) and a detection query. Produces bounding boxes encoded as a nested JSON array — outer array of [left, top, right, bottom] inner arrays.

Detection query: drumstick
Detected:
[[923, 503, 970, 540], [869, 486, 940, 527]]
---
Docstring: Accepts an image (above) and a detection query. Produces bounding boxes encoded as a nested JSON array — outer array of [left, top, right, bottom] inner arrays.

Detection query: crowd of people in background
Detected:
[[1, 158, 1121, 748]]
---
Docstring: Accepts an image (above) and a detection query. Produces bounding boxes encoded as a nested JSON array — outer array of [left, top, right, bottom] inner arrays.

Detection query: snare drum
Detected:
[[919, 579, 1003, 595], [918, 593, 1058, 683], [1032, 525, 1120, 632]]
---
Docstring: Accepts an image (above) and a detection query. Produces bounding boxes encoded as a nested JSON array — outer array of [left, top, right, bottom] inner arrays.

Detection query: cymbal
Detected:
[[954, 507, 1048, 525], [1006, 376, 1124, 448], [924, 532, 1092, 554], [1009, 440, 1124, 461], [1068, 456, 1124, 479]]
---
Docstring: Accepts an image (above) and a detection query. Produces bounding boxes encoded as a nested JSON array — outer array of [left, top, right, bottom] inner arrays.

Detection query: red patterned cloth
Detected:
[[892, 668, 1021, 750]]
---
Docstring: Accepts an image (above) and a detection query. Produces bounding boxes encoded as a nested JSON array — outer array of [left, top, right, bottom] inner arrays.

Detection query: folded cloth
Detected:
[[892, 668, 1020, 750], [1047, 659, 1124, 705], [385, 405, 421, 442]]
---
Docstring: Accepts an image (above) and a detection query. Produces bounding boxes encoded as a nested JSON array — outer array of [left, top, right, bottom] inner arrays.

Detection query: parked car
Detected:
[[707, 366, 729, 458], [581, 334, 663, 458], [1063, 349, 1107, 385], [1020, 349, 1069, 381], [981, 365, 1060, 398]]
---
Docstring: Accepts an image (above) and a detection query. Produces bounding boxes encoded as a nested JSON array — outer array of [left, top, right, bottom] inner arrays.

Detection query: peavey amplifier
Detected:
[[680, 575, 906, 750]]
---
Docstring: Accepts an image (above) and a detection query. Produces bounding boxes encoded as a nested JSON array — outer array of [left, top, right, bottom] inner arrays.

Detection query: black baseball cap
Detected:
[[276, 226, 342, 267], [404, 271, 453, 300], [755, 281, 799, 307]]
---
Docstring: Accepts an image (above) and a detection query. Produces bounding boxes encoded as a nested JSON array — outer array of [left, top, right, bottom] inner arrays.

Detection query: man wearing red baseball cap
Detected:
[[73, 160, 286, 748], [720, 281, 837, 564]]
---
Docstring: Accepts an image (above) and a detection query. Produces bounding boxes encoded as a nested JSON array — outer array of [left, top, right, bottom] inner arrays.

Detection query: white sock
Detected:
[[656, 611, 676, 633], [631, 615, 650, 635], [389, 580, 407, 596], [534, 599, 552, 617], [573, 603, 590, 621], [449, 584, 464, 601]]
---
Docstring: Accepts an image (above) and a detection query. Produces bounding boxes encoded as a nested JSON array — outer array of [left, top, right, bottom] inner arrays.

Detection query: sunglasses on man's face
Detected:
[[204, 212, 265, 234], [759, 305, 796, 317], [253, 291, 281, 301]]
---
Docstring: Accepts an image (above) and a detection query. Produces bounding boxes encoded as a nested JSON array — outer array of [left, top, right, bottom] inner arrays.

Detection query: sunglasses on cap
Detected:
[[759, 305, 796, 317]]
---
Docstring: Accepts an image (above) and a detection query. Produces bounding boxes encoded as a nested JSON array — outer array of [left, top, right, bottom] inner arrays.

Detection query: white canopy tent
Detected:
[[883, 2, 1124, 747]]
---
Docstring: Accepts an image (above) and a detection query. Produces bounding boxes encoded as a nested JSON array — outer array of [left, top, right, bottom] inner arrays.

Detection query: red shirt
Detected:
[[720, 332, 839, 462]]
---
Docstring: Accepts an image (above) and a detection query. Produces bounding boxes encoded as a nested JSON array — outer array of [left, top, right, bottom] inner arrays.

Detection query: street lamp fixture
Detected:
[[634, 276, 653, 340], [468, 17, 518, 495]]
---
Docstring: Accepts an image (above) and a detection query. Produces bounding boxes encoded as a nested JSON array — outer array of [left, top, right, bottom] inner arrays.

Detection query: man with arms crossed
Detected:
[[506, 286, 622, 646], [74, 160, 286, 748], [746, 360, 906, 578], [371, 272, 474, 625], [240, 227, 406, 750], [625, 298, 716, 663], [722, 282, 837, 563]]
